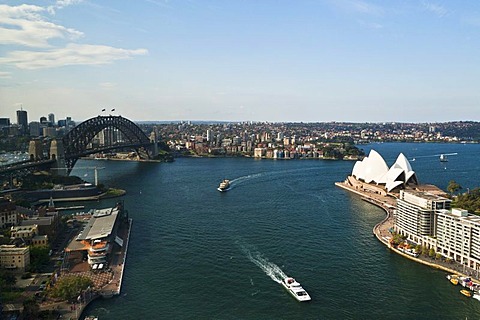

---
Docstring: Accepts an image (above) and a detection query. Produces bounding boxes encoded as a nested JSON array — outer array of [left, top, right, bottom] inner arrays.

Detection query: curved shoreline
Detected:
[[335, 181, 470, 280]]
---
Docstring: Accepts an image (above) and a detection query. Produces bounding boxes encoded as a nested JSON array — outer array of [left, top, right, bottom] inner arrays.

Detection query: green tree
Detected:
[[50, 275, 93, 301], [436, 253, 443, 260], [447, 180, 462, 195], [429, 248, 436, 258], [421, 246, 429, 256], [0, 270, 16, 288], [415, 244, 422, 254], [22, 297, 40, 320], [29, 245, 50, 272]]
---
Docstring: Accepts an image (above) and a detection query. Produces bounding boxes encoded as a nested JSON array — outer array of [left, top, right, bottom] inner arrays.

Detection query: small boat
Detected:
[[473, 293, 480, 301], [440, 154, 448, 162], [217, 179, 230, 192], [281, 277, 311, 302], [450, 278, 459, 285], [460, 289, 472, 297]]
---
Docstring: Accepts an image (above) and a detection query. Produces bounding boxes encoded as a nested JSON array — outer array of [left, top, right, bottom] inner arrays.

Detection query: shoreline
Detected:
[[335, 181, 475, 281]]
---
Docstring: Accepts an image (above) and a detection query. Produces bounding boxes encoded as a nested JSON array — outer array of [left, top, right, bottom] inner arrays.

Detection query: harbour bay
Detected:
[[78, 142, 480, 319]]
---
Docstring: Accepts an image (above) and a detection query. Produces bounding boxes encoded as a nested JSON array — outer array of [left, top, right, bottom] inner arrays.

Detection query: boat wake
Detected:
[[239, 243, 287, 284], [230, 167, 321, 189], [229, 173, 264, 187]]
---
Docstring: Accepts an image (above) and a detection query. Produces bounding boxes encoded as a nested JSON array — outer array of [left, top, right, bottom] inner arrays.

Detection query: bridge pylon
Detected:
[[50, 139, 67, 176]]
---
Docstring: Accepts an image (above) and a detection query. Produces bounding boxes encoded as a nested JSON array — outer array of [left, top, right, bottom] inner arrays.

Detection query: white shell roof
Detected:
[[352, 150, 418, 192]]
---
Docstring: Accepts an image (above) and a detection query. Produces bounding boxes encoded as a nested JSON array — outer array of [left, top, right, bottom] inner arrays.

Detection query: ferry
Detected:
[[281, 277, 311, 302], [460, 289, 472, 297], [217, 179, 230, 192]]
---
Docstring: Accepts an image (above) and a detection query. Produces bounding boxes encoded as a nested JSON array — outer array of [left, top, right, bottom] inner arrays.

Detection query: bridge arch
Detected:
[[62, 115, 152, 171]]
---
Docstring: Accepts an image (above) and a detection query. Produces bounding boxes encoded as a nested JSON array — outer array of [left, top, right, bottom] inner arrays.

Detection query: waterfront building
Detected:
[[0, 245, 30, 271], [436, 209, 480, 271], [0, 197, 17, 228], [350, 150, 418, 193], [395, 190, 451, 247], [67, 206, 123, 268], [254, 147, 265, 158]]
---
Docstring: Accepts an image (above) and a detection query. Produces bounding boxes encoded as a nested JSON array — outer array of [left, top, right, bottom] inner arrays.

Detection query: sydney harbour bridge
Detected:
[[0, 115, 160, 178]]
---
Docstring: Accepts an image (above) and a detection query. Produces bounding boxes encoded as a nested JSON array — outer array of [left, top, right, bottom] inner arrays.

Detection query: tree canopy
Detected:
[[49, 275, 93, 301], [453, 187, 480, 214]]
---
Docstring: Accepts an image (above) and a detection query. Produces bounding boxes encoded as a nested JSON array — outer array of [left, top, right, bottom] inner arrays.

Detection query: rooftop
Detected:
[[76, 207, 119, 241]]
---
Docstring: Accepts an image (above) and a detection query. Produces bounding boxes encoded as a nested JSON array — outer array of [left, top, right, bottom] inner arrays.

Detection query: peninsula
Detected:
[[336, 150, 480, 287]]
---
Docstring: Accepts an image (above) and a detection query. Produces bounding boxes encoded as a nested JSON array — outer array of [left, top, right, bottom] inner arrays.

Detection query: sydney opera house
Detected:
[[343, 149, 420, 196]]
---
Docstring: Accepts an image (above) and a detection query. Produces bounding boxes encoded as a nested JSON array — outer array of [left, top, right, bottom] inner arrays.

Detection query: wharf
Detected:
[[44, 217, 133, 319], [98, 218, 132, 297]]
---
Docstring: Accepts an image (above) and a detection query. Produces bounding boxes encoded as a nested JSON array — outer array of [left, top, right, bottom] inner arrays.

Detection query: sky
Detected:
[[1, 0, 479, 123]]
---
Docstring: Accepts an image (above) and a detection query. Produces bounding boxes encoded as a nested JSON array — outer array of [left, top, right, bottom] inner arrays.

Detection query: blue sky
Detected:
[[1, 0, 479, 123]]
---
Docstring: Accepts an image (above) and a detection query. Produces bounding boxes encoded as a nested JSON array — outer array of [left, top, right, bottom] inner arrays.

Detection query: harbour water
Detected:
[[76, 142, 480, 319]]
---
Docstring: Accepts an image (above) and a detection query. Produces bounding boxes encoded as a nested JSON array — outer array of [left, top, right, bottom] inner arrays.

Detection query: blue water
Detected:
[[75, 142, 480, 319]]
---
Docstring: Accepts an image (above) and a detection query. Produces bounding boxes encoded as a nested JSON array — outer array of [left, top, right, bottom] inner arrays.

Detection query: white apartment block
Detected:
[[395, 190, 480, 272], [395, 190, 451, 246], [436, 209, 480, 270]]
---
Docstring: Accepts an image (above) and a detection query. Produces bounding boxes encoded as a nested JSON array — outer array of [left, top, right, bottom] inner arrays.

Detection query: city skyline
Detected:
[[1, 1, 480, 123]]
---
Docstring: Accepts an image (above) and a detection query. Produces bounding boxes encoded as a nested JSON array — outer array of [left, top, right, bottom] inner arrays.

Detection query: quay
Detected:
[[335, 180, 479, 282], [42, 205, 133, 320]]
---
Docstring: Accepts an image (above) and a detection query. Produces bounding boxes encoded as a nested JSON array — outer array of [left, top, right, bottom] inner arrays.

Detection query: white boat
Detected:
[[281, 277, 311, 302], [440, 154, 448, 162], [473, 293, 480, 301], [217, 179, 230, 192]]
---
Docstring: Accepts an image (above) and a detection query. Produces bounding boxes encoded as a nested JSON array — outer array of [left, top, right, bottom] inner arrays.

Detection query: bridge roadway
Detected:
[[0, 159, 56, 175]]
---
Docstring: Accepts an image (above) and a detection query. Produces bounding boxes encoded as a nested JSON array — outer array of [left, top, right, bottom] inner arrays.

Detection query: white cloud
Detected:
[[332, 0, 384, 16], [0, 4, 83, 48], [358, 20, 383, 29], [0, 4, 148, 70], [0, 44, 148, 70], [47, 0, 83, 14], [100, 82, 117, 88], [422, 1, 449, 18]]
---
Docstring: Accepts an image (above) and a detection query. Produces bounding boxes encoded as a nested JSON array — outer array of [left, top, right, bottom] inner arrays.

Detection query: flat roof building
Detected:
[[0, 245, 30, 272]]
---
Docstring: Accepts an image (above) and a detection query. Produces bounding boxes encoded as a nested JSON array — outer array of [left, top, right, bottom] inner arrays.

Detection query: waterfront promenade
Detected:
[[335, 181, 480, 283], [39, 217, 132, 319]]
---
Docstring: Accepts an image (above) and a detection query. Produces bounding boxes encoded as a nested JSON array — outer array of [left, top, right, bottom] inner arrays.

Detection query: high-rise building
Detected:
[[29, 121, 41, 137], [0, 118, 10, 127], [48, 113, 55, 125], [206, 129, 213, 142], [16, 109, 28, 134]]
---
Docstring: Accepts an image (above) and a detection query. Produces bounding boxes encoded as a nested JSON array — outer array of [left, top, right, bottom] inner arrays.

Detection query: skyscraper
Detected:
[[48, 113, 55, 125], [16, 109, 28, 134]]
